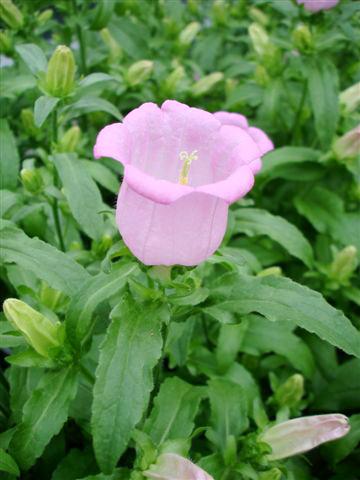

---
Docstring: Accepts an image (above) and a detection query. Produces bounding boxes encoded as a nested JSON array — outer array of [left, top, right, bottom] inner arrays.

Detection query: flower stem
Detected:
[[72, 0, 87, 74]]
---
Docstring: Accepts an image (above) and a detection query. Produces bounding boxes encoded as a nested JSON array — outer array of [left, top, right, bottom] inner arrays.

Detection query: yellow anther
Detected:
[[178, 150, 198, 185]]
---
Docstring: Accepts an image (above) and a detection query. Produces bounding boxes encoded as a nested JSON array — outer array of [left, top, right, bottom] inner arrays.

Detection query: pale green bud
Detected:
[[45, 45, 76, 98], [3, 299, 64, 358], [249, 23, 269, 57], [275, 374, 304, 408], [100, 28, 123, 62], [257, 266, 282, 277], [191, 72, 224, 97], [292, 24, 313, 53], [339, 82, 360, 114], [126, 60, 154, 87], [0, 0, 23, 30], [333, 126, 360, 160], [254, 64, 270, 87], [212, 0, 228, 26], [20, 168, 44, 194], [21, 108, 38, 137], [249, 7, 269, 26], [58, 125, 81, 152], [37, 8, 53, 25], [0, 30, 12, 53], [91, 0, 114, 30], [92, 233, 113, 257], [39, 283, 65, 311], [329, 246, 358, 285], [259, 468, 282, 480], [163, 65, 185, 95], [178, 21, 201, 46]]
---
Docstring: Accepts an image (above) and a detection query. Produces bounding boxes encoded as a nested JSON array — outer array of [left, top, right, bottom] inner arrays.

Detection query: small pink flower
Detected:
[[261, 414, 350, 460], [143, 453, 214, 480], [297, 0, 339, 12], [94, 100, 273, 266]]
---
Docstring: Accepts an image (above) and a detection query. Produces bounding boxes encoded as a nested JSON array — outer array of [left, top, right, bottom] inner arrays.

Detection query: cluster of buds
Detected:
[[248, 23, 282, 77]]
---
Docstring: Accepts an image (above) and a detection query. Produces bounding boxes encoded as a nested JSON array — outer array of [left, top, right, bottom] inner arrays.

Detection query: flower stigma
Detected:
[[178, 150, 198, 185]]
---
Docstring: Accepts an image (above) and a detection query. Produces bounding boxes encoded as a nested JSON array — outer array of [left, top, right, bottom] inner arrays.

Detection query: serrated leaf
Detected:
[[92, 295, 165, 473], [144, 377, 204, 445], [15, 43, 47, 75], [235, 208, 313, 267], [0, 220, 89, 296], [52, 153, 105, 240], [9, 366, 78, 470], [0, 448, 20, 476], [66, 263, 139, 350], [207, 273, 360, 358], [34, 96, 60, 128], [0, 119, 20, 190]]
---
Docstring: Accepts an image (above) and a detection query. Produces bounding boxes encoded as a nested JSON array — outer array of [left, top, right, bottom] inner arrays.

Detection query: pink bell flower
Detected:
[[296, 0, 339, 12], [143, 453, 214, 480], [94, 100, 273, 266], [261, 414, 350, 460]]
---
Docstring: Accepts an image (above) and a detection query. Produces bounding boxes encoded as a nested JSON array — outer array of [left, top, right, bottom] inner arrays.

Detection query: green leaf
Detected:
[[15, 43, 47, 75], [78, 73, 115, 89], [9, 366, 78, 470], [66, 263, 139, 349], [207, 273, 360, 358], [92, 295, 165, 473], [8, 366, 43, 423], [207, 378, 248, 452], [63, 96, 122, 120], [53, 153, 106, 240], [0, 220, 89, 296], [307, 59, 339, 149], [0, 448, 20, 476], [34, 96, 60, 128], [235, 208, 313, 267], [225, 363, 263, 417], [51, 447, 97, 480], [0, 119, 20, 190], [258, 147, 321, 180], [81, 160, 119, 194], [144, 377, 204, 445]]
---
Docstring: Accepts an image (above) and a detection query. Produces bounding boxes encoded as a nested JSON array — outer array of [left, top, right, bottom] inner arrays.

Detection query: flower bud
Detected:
[[260, 414, 350, 460], [329, 245, 358, 285], [100, 28, 123, 62], [144, 453, 214, 480], [39, 283, 66, 311], [45, 45, 76, 98], [254, 65, 270, 87], [191, 72, 224, 97], [212, 0, 228, 26], [178, 22, 201, 46], [91, 0, 114, 30], [3, 298, 64, 358], [58, 125, 81, 152], [257, 266, 282, 277], [249, 23, 269, 57], [274, 374, 304, 408], [0, 30, 12, 54], [249, 7, 269, 26], [333, 126, 360, 160], [37, 8, 53, 25], [20, 168, 44, 194], [92, 233, 113, 257], [159, 438, 190, 457], [0, 0, 23, 30], [259, 469, 282, 480], [163, 65, 185, 95], [125, 60, 153, 87], [292, 24, 313, 53], [21, 108, 38, 137], [339, 82, 360, 114]]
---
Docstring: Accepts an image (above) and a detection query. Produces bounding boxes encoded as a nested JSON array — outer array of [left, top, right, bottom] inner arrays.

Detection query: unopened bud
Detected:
[[178, 21, 201, 46], [93, 233, 113, 257], [249, 23, 269, 57], [259, 469, 282, 480], [100, 28, 123, 62], [20, 168, 43, 194], [292, 24, 313, 53], [21, 109, 38, 137], [159, 438, 190, 457], [212, 0, 228, 26], [329, 245, 358, 285], [0, 30, 12, 53], [340, 82, 360, 114], [37, 8, 53, 25], [257, 266, 282, 277], [275, 374, 304, 408], [333, 126, 360, 160], [3, 298, 64, 358], [126, 60, 153, 87], [144, 454, 214, 480], [0, 0, 23, 30], [249, 7, 269, 26], [254, 64, 270, 87], [91, 0, 114, 30], [39, 283, 65, 311], [58, 125, 81, 152], [163, 65, 185, 95], [260, 414, 350, 460], [45, 45, 76, 97], [191, 71, 224, 97]]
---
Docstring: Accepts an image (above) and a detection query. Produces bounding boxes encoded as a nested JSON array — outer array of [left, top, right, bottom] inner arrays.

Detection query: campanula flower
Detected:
[[143, 453, 214, 480], [94, 100, 273, 266], [297, 0, 339, 12], [261, 414, 350, 460]]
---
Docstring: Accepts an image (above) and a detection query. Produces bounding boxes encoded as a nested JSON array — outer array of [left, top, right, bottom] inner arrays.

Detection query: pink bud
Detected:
[[143, 453, 214, 480], [261, 414, 350, 460], [297, 0, 339, 12]]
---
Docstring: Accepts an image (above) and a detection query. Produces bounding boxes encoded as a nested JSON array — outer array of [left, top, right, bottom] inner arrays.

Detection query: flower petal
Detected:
[[214, 111, 249, 129], [143, 453, 214, 480], [247, 126, 274, 155], [261, 414, 350, 460], [93, 122, 130, 164]]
